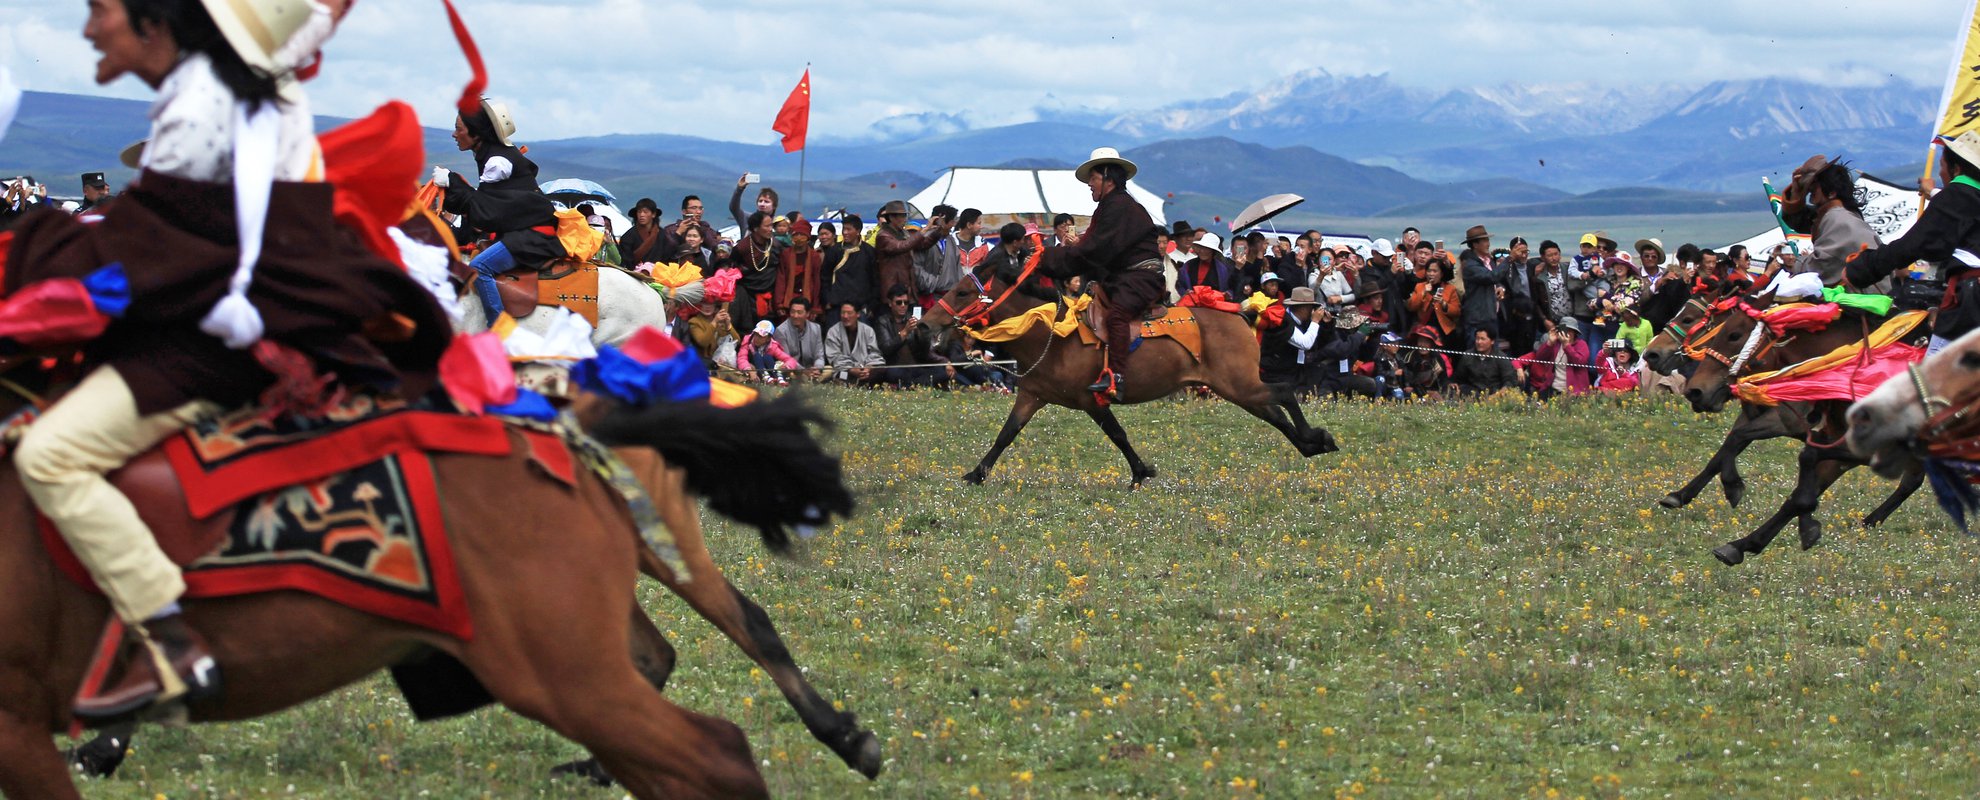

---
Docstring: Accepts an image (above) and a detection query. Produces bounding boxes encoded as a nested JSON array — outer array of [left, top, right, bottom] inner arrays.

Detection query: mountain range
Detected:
[[0, 69, 1938, 231]]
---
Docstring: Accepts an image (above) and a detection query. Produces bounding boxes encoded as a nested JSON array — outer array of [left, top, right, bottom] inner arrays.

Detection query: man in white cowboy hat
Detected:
[[1846, 130, 1980, 354], [1038, 147, 1165, 398], [9, 0, 451, 724]]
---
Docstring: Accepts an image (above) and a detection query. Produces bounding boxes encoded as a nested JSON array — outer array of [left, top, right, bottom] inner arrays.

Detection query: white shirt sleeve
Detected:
[[479, 156, 514, 184], [1289, 319, 1321, 351]]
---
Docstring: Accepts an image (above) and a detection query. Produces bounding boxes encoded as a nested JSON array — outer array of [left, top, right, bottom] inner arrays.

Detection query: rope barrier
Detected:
[[1386, 342, 1624, 374]]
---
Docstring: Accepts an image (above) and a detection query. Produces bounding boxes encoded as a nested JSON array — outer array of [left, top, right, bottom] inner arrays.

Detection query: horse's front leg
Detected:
[[964, 391, 1047, 485], [1086, 408, 1157, 486]]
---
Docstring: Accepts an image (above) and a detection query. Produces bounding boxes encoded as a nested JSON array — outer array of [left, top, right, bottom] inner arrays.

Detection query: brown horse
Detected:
[[916, 268, 1336, 487], [0, 382, 853, 799], [1678, 298, 1925, 564], [1642, 295, 1853, 511]]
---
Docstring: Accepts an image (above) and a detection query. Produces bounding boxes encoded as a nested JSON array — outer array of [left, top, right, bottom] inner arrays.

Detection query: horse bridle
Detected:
[[1680, 298, 1776, 371], [935, 235, 1048, 332]]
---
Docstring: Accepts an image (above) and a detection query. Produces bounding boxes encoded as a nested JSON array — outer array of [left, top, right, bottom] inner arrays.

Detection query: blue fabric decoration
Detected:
[[488, 388, 557, 422], [1923, 457, 1980, 536], [570, 344, 712, 407], [82, 263, 130, 318]]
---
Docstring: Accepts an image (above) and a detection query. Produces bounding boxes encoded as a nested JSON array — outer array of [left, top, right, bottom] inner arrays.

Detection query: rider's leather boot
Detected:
[[73, 613, 221, 724]]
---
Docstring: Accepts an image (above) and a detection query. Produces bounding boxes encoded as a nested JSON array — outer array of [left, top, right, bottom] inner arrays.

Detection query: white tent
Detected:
[[1721, 172, 1924, 257], [908, 167, 1167, 229]]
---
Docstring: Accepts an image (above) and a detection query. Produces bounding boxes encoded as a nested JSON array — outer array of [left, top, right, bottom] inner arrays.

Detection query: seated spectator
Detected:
[[1403, 324, 1450, 398], [1311, 309, 1381, 398], [738, 320, 799, 384], [1615, 306, 1654, 355], [824, 300, 886, 386], [1521, 319, 1592, 399], [1176, 232, 1236, 300], [1453, 329, 1520, 395], [773, 297, 827, 378], [1368, 332, 1408, 399], [1596, 339, 1642, 393]]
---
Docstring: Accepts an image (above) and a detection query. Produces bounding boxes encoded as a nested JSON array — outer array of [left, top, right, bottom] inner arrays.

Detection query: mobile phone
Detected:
[[911, 306, 923, 321], [744, 173, 761, 185], [1434, 239, 1445, 250]]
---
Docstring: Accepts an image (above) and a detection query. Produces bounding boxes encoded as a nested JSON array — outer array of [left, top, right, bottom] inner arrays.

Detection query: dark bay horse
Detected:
[[1642, 293, 1823, 511], [0, 387, 852, 799], [917, 266, 1336, 487], [1678, 298, 1926, 564]]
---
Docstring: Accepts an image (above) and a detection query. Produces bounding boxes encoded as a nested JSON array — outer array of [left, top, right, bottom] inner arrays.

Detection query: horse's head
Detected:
[[918, 268, 996, 352], [1643, 297, 1712, 376], [1679, 297, 1762, 414], [1849, 328, 1980, 477]]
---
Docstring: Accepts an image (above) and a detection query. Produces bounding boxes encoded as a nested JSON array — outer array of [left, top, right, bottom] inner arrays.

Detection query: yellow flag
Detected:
[[1937, 0, 1980, 140]]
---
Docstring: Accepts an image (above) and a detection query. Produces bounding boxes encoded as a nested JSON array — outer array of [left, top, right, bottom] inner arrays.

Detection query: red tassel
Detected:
[[441, 0, 488, 117], [251, 341, 343, 419]]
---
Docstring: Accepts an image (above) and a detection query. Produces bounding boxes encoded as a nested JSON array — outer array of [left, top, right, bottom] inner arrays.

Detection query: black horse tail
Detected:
[[584, 392, 854, 554]]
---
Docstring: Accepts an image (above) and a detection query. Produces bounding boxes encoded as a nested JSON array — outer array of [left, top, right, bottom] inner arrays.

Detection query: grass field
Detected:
[[73, 389, 1980, 798]]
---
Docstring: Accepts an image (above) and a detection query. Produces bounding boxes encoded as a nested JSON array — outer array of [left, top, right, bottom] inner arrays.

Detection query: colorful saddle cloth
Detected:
[[37, 398, 561, 641]]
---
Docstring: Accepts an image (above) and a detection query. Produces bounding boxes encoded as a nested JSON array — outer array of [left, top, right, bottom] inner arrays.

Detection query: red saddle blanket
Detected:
[[37, 400, 554, 641]]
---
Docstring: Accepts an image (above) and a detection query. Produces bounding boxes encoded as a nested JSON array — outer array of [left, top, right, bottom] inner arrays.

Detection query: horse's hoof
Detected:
[[962, 468, 987, 486], [1131, 464, 1158, 487], [1723, 482, 1746, 509], [1310, 430, 1340, 456], [1711, 544, 1746, 566], [550, 758, 616, 787], [1800, 519, 1824, 551], [1658, 494, 1686, 510], [844, 729, 883, 779], [65, 734, 129, 778]]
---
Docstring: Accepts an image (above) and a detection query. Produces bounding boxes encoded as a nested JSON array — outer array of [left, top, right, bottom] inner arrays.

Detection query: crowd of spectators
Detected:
[[585, 171, 1802, 399]]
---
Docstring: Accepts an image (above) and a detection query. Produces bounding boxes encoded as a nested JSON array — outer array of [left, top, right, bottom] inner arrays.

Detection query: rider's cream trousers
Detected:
[[15, 367, 217, 623]]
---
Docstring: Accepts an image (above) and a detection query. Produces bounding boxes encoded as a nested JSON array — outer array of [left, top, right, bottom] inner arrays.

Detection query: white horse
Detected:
[[1849, 326, 1980, 476], [455, 265, 668, 347]]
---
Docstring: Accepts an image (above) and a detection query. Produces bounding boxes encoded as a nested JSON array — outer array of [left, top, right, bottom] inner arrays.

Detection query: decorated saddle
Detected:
[[33, 397, 574, 641]]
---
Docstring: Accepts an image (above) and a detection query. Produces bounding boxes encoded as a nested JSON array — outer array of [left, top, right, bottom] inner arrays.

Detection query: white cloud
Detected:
[[0, 0, 1966, 141]]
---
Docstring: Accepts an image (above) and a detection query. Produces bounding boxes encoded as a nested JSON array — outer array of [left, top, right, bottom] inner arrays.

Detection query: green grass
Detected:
[[77, 390, 1980, 798]]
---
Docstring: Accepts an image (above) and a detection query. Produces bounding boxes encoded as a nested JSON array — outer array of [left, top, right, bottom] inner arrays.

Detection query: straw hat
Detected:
[[1634, 238, 1666, 265], [200, 0, 316, 76], [1193, 231, 1223, 254], [1947, 131, 1980, 168], [478, 98, 518, 147], [1074, 147, 1138, 183]]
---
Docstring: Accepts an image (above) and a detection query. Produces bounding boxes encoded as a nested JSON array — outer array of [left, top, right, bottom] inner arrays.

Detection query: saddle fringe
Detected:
[[584, 392, 853, 554]]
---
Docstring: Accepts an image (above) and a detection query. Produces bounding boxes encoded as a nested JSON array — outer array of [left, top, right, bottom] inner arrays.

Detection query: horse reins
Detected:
[[942, 234, 1049, 330]]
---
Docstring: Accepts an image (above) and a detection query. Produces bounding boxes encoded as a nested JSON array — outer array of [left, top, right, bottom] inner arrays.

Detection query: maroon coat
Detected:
[[873, 225, 939, 299], [5, 171, 452, 414]]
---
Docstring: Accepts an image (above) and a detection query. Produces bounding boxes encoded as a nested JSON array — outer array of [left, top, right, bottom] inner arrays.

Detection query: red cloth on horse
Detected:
[[1180, 285, 1242, 313]]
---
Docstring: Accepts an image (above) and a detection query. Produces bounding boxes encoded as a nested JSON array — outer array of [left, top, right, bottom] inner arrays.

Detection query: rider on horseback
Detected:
[[1039, 147, 1164, 399], [6, 0, 448, 724], [1844, 131, 1980, 355], [436, 99, 567, 322]]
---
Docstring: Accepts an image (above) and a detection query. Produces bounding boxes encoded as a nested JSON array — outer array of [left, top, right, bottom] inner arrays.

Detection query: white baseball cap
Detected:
[[753, 320, 775, 336], [1372, 238, 1396, 257]]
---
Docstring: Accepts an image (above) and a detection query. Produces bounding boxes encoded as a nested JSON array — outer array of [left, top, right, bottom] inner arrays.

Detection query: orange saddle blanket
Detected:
[[1075, 306, 1204, 362]]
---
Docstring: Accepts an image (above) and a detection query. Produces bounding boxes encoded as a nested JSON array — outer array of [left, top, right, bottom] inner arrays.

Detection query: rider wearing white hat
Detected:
[[1845, 130, 1980, 354], [435, 97, 567, 322], [7, 0, 450, 724], [1041, 147, 1163, 398]]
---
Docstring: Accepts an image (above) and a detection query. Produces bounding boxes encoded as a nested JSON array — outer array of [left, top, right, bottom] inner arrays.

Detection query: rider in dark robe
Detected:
[[1844, 131, 1980, 353], [1038, 148, 1163, 398], [436, 98, 566, 321]]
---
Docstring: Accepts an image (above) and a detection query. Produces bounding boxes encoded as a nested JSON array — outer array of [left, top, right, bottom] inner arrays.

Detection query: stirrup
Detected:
[[1087, 370, 1122, 397]]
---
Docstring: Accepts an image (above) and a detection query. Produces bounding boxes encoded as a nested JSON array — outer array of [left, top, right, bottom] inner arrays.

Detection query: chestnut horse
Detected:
[[1678, 298, 1925, 565], [63, 203, 883, 789], [917, 267, 1337, 487], [0, 381, 852, 799]]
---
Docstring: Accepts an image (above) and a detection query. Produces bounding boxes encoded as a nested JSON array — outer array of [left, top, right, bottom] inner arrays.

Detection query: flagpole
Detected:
[[796, 63, 810, 219]]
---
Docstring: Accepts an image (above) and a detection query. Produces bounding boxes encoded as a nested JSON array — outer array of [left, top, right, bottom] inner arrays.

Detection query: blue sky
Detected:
[[1, 0, 1968, 142]]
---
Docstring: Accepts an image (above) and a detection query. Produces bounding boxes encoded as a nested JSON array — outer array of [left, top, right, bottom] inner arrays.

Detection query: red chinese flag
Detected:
[[772, 70, 811, 153]]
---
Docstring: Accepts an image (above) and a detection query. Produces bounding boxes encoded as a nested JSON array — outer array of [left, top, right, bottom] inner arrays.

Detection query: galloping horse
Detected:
[[1642, 295, 1869, 511], [1849, 328, 1980, 480], [916, 263, 1336, 487], [1677, 296, 1925, 564]]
